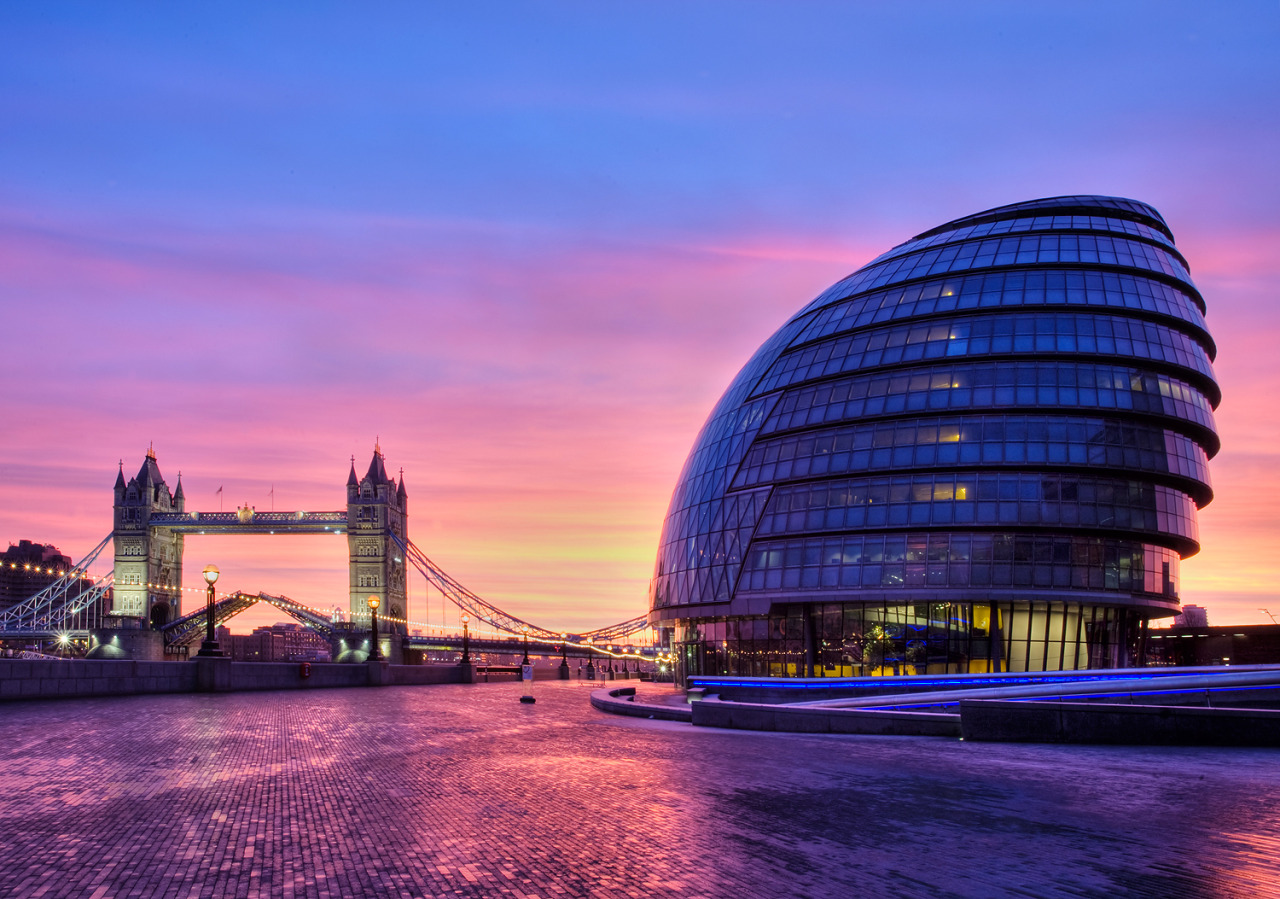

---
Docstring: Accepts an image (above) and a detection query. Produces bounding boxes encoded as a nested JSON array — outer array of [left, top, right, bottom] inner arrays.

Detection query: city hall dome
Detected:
[[650, 196, 1219, 681]]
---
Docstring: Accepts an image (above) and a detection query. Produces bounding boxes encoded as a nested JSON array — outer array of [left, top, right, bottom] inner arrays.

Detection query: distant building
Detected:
[[217, 623, 331, 662], [1147, 624, 1280, 667], [1172, 604, 1209, 627], [0, 540, 75, 610]]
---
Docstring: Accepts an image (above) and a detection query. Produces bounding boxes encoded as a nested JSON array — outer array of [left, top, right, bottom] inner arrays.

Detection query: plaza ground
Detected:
[[0, 680, 1277, 898]]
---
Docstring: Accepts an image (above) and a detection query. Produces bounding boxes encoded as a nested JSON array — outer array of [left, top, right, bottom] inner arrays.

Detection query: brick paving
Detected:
[[0, 680, 1278, 898]]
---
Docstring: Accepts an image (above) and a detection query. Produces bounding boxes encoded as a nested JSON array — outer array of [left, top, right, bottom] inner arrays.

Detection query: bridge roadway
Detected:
[[1, 681, 1278, 898], [403, 633, 655, 659], [146, 510, 349, 534]]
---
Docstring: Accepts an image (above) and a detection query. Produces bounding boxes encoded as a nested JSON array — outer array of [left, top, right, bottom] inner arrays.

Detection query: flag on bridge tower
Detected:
[[269, 484, 274, 511], [216, 485, 223, 511]]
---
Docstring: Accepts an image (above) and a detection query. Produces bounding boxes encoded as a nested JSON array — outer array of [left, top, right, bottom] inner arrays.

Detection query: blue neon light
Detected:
[[855, 682, 1280, 710], [688, 671, 1180, 690]]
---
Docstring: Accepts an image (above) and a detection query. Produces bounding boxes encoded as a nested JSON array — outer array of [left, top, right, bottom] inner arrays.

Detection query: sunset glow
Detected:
[[2, 3, 1277, 631]]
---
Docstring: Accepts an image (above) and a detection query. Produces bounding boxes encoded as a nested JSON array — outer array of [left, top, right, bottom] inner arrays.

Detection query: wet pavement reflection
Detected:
[[1, 680, 1278, 898]]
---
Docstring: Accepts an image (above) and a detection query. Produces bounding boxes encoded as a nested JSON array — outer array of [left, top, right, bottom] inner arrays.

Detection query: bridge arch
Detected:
[[149, 602, 170, 630]]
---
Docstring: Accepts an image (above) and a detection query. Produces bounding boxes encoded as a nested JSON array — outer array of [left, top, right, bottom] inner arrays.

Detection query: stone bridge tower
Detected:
[[112, 447, 185, 627], [346, 446, 408, 636]]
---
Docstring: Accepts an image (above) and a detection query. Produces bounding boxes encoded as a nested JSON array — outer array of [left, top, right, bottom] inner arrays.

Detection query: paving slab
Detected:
[[0, 681, 1277, 898]]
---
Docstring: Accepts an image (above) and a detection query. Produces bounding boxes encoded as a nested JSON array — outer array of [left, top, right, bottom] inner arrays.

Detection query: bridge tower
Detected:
[[112, 447, 185, 627], [346, 446, 408, 640]]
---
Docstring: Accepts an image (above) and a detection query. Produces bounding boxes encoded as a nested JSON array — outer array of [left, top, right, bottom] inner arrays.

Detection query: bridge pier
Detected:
[[330, 625, 401, 664], [86, 627, 165, 661]]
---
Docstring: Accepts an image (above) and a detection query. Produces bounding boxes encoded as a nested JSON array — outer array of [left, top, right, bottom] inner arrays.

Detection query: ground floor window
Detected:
[[673, 601, 1147, 682]]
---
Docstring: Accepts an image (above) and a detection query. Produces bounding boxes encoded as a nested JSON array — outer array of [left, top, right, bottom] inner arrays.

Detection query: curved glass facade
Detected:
[[650, 196, 1219, 680]]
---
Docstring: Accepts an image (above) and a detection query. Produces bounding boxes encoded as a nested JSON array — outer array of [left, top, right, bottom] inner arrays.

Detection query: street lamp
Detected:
[[559, 632, 570, 675], [196, 564, 223, 657], [519, 625, 535, 704], [460, 613, 471, 665], [367, 595, 383, 661]]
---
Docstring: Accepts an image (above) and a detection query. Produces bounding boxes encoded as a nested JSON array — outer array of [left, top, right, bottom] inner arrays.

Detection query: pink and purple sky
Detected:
[[2, 3, 1278, 632]]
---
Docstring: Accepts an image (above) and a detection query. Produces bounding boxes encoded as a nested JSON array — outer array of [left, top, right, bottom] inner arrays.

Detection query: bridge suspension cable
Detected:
[[393, 535, 652, 644], [578, 614, 651, 643]]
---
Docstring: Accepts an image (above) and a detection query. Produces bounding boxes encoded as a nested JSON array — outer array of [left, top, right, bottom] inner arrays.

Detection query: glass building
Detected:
[[649, 196, 1219, 682]]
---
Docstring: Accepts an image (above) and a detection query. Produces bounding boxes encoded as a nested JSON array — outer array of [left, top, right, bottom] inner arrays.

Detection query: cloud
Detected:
[[2, 0, 1277, 633], [0, 202, 877, 630]]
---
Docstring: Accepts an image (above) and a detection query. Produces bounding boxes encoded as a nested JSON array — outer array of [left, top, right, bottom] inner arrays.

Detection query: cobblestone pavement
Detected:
[[1, 681, 1279, 899]]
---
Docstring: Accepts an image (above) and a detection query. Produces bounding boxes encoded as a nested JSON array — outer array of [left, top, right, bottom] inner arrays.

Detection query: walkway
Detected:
[[0, 681, 1277, 898]]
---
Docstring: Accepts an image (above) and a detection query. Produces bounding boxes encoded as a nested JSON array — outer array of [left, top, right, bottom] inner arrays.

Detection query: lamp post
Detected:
[[519, 625, 535, 703], [367, 595, 383, 661], [460, 613, 471, 665], [196, 564, 223, 657], [559, 632, 570, 679]]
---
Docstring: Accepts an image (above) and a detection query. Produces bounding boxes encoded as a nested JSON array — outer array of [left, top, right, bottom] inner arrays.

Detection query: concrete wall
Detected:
[[687, 667, 1280, 710], [960, 699, 1280, 746], [0, 658, 196, 700], [229, 662, 369, 691], [686, 678, 933, 705], [474, 666, 638, 683], [589, 686, 693, 722], [0, 659, 472, 701], [390, 665, 469, 686], [691, 696, 961, 736]]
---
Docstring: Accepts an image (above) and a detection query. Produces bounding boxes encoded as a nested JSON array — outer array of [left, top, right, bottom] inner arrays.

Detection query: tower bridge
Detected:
[[0, 447, 652, 661], [111, 445, 410, 631]]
